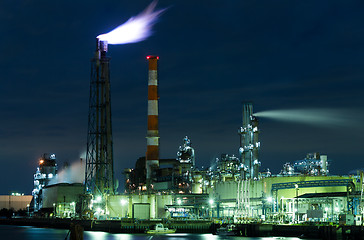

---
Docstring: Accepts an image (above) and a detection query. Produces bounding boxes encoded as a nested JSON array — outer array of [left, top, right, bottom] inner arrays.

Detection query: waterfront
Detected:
[[0, 225, 311, 240]]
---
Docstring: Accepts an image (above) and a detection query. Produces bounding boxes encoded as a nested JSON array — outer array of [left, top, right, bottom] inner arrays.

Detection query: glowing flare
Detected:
[[97, 1, 165, 45]]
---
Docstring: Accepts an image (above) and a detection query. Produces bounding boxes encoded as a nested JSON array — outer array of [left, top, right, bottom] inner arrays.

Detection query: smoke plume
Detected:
[[49, 160, 85, 185], [254, 108, 359, 128]]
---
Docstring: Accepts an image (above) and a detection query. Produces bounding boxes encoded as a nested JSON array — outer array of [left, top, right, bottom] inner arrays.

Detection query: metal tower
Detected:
[[85, 39, 115, 196], [238, 102, 261, 180]]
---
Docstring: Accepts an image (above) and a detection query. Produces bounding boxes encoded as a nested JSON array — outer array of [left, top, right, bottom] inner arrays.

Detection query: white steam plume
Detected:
[[97, 1, 165, 45], [254, 108, 358, 128], [49, 160, 85, 185]]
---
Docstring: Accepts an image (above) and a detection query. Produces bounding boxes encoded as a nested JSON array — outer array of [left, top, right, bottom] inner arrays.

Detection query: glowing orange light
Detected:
[[146, 55, 159, 60], [39, 160, 44, 165]]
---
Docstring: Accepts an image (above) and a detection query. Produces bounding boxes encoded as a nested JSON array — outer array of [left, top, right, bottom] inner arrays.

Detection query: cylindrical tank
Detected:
[[192, 174, 202, 194], [321, 155, 328, 175]]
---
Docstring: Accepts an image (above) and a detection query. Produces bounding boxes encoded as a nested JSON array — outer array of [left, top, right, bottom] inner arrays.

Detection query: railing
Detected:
[[271, 179, 353, 192]]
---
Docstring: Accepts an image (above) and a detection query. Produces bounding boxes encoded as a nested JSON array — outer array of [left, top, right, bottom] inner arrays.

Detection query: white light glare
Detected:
[[97, 1, 165, 45], [209, 199, 214, 205], [95, 196, 102, 203], [120, 199, 128, 206]]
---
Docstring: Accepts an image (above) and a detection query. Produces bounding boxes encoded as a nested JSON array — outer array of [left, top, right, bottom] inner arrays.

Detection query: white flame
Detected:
[[97, 1, 165, 45]]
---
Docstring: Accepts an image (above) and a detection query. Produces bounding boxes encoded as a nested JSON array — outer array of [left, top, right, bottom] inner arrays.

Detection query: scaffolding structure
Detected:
[[85, 39, 115, 197]]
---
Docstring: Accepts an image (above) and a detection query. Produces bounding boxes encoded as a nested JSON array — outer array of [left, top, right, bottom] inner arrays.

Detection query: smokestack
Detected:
[[242, 102, 253, 128], [146, 55, 160, 184], [239, 102, 260, 180], [85, 38, 114, 196], [321, 155, 328, 175]]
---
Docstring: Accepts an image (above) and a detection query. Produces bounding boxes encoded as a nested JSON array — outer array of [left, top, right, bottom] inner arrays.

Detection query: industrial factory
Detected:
[[25, 36, 364, 227]]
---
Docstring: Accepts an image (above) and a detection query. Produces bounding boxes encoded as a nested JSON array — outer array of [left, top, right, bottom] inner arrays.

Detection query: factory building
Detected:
[[106, 193, 212, 220], [41, 183, 84, 218], [124, 136, 197, 194], [293, 153, 329, 176], [31, 153, 57, 212], [214, 172, 360, 223], [0, 194, 32, 211], [208, 147, 362, 224], [30, 154, 85, 218], [27, 49, 363, 226], [116, 150, 362, 224]]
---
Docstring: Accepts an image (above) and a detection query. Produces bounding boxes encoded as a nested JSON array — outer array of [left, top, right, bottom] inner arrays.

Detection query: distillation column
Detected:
[[85, 39, 115, 196], [146, 56, 160, 187], [238, 102, 260, 180]]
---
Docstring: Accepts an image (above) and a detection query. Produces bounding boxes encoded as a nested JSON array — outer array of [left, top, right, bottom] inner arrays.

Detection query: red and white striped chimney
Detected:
[[146, 55, 160, 182]]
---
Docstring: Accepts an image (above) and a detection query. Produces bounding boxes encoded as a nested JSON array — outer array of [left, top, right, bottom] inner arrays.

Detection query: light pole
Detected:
[[295, 184, 299, 223], [209, 199, 214, 219], [53, 203, 56, 217]]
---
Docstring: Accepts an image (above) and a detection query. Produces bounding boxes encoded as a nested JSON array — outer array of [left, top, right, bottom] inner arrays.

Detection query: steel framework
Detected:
[[85, 39, 114, 196]]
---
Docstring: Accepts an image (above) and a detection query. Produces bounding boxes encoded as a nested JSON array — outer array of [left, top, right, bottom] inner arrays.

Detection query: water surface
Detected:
[[0, 225, 307, 240]]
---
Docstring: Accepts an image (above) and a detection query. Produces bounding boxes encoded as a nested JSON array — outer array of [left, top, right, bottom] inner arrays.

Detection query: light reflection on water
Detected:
[[84, 233, 243, 240], [83, 232, 302, 240], [0, 225, 306, 240]]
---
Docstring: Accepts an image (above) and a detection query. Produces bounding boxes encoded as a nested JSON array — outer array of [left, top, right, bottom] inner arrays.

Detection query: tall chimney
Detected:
[[239, 102, 260, 180], [146, 55, 160, 184]]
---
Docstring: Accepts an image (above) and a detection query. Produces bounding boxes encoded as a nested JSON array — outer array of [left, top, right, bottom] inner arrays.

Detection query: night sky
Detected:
[[1, 1, 364, 194]]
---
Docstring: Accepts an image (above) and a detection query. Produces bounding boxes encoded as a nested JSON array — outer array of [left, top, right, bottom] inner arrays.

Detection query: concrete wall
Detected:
[[0, 195, 32, 210], [42, 183, 84, 208]]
